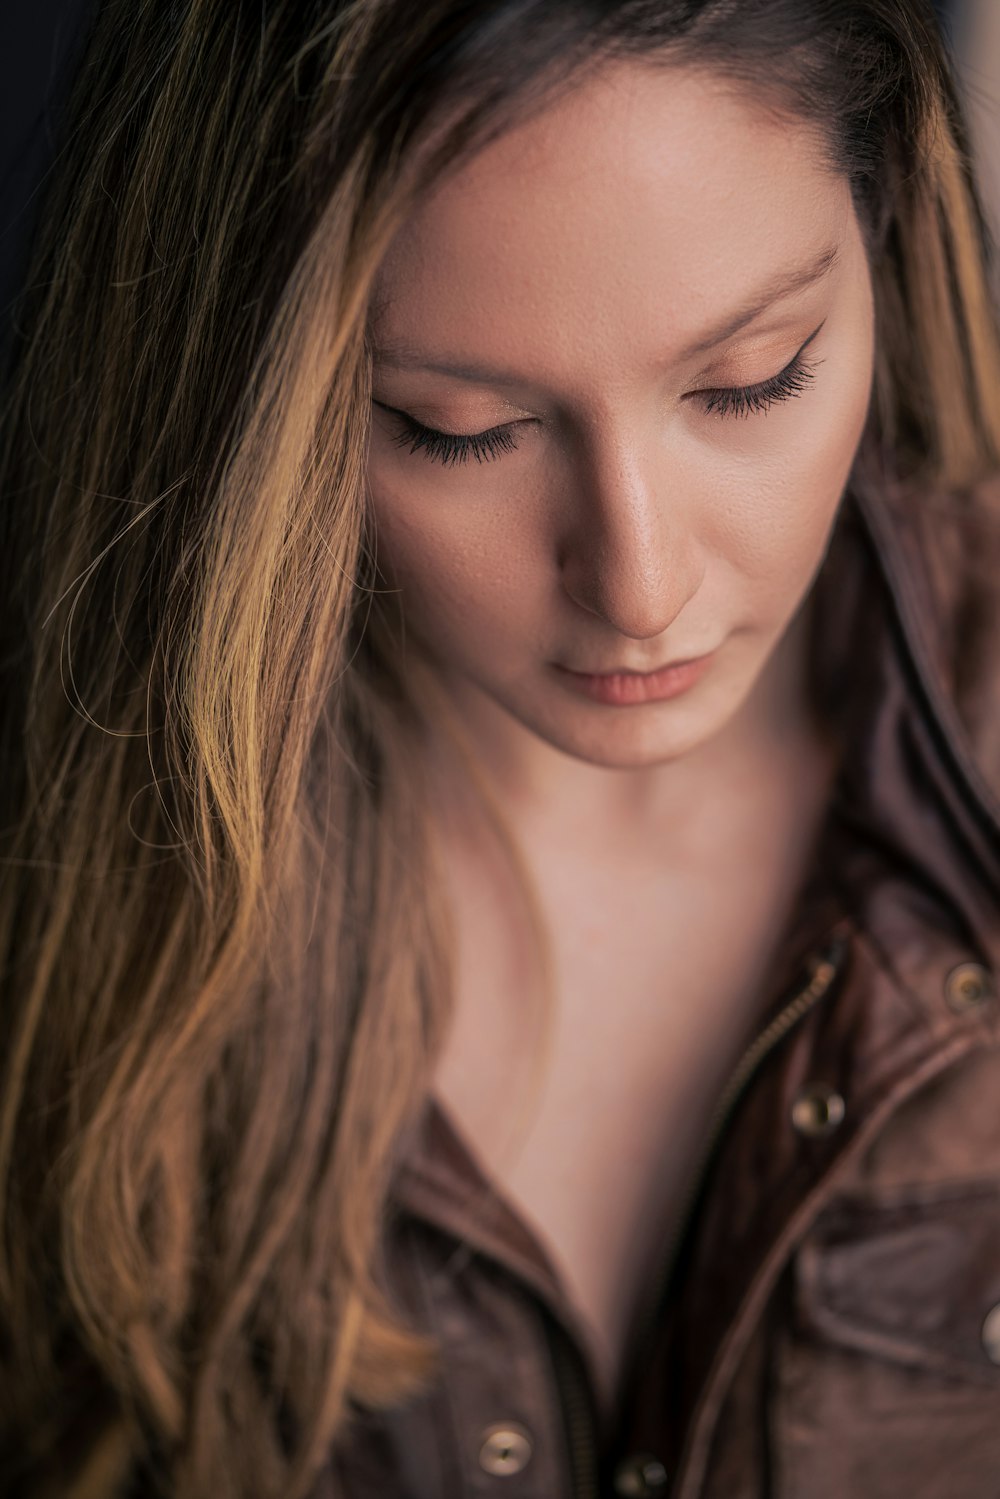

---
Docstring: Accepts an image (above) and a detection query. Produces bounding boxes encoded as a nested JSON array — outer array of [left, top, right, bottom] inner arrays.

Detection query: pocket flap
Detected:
[[795, 1186, 1000, 1385]]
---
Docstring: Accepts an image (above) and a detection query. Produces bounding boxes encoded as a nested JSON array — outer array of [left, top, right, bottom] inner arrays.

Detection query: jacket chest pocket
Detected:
[[769, 1186, 1000, 1499]]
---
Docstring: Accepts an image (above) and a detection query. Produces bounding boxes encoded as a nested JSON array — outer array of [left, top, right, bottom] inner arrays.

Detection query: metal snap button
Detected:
[[478, 1422, 533, 1476], [790, 1082, 845, 1138], [981, 1303, 1000, 1365], [613, 1452, 669, 1495], [945, 962, 993, 1014]]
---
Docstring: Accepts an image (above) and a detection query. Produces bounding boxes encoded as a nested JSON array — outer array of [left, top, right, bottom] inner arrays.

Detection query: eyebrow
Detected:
[[369, 241, 841, 387]]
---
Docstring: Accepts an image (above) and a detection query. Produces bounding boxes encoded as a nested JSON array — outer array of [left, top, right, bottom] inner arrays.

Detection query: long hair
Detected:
[[1, 2, 998, 1496]]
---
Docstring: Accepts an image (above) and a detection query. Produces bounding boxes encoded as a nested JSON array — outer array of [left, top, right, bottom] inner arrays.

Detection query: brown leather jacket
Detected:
[[318, 457, 1000, 1499]]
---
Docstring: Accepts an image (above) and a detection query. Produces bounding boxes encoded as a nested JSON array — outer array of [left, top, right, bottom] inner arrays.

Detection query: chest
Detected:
[[430, 751, 837, 1408], [433, 935, 775, 1410]]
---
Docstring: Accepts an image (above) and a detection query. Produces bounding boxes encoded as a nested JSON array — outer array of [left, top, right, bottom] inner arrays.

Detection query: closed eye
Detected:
[[703, 325, 825, 418], [374, 406, 522, 467], [374, 323, 825, 467]]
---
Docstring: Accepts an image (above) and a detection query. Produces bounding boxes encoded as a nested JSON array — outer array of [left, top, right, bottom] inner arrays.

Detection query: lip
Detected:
[[552, 650, 715, 706]]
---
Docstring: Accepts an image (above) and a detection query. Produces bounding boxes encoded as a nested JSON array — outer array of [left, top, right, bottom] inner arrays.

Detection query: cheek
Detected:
[[367, 479, 536, 647]]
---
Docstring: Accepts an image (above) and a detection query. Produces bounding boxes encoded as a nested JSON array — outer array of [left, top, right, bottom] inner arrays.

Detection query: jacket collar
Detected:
[[813, 451, 1000, 972]]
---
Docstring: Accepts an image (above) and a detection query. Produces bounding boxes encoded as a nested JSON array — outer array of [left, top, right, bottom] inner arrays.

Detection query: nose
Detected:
[[557, 437, 703, 640]]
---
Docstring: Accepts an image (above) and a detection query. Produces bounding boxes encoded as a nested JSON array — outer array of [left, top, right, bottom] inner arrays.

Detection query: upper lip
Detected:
[[556, 652, 710, 677]]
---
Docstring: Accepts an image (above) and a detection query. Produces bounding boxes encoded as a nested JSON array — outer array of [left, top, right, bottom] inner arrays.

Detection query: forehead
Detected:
[[369, 61, 847, 376]]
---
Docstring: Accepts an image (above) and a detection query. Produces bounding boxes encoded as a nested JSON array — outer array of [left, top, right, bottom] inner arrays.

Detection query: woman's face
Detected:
[[365, 61, 876, 773]]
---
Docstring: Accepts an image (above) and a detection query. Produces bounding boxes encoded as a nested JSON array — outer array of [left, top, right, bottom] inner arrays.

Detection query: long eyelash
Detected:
[[701, 351, 822, 419], [381, 336, 824, 465], [389, 418, 521, 466]]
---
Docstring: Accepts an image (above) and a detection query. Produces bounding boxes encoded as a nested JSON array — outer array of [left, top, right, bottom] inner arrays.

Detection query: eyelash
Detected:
[[379, 336, 823, 468]]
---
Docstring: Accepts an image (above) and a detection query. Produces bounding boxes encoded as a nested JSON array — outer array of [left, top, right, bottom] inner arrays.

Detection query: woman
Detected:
[[1, 2, 999, 1496]]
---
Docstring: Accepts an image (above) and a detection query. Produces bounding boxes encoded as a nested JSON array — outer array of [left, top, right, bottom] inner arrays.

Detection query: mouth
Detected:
[[559, 654, 709, 677], [550, 650, 715, 707]]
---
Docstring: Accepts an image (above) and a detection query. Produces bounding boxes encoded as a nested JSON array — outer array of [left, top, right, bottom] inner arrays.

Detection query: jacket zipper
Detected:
[[635, 928, 850, 1350], [551, 1328, 601, 1499], [554, 927, 849, 1499]]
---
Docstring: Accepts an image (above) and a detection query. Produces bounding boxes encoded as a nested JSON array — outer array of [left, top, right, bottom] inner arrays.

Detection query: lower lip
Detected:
[[553, 652, 714, 706]]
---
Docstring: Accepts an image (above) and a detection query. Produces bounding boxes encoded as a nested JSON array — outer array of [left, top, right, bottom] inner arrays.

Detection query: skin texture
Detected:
[[363, 59, 881, 1399], [365, 60, 877, 839]]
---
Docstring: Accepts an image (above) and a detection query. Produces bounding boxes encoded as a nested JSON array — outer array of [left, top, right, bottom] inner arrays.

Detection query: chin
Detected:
[[537, 709, 720, 771]]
